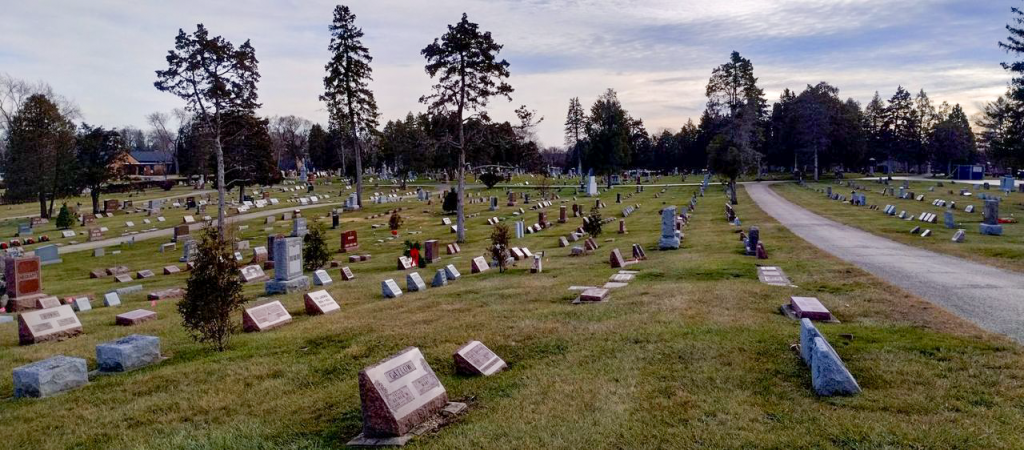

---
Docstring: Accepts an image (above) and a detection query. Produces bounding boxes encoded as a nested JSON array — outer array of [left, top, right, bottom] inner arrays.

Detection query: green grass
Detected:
[[773, 180, 1024, 273], [0, 183, 1022, 449]]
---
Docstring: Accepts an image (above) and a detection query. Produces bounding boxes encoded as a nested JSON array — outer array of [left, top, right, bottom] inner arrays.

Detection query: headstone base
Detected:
[[264, 276, 310, 295], [346, 402, 467, 447], [7, 294, 47, 312], [657, 237, 680, 250], [980, 223, 1003, 236]]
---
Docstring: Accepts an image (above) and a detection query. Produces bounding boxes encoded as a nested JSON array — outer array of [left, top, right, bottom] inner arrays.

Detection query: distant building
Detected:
[[123, 151, 175, 176]]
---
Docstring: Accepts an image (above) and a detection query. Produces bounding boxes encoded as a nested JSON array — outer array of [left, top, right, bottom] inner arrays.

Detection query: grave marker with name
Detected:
[[18, 305, 82, 345], [354, 347, 449, 439], [242, 301, 293, 332], [453, 341, 507, 376], [304, 290, 340, 315]]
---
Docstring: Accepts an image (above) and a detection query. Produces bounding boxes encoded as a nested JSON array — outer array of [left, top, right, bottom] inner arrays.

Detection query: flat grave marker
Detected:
[[242, 300, 293, 332]]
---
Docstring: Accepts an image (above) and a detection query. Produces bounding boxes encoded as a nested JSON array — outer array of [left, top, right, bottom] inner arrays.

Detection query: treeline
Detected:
[[565, 52, 978, 181]]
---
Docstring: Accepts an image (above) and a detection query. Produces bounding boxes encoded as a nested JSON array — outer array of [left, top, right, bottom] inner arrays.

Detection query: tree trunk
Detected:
[[456, 126, 466, 243], [354, 132, 363, 208], [215, 134, 226, 235], [91, 189, 100, 214], [38, 193, 47, 219], [239, 184, 245, 203], [729, 179, 738, 205], [813, 148, 819, 182]]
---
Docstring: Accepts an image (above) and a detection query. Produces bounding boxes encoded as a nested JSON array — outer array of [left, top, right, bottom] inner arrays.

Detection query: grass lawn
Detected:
[[0, 183, 1022, 449], [772, 180, 1024, 273]]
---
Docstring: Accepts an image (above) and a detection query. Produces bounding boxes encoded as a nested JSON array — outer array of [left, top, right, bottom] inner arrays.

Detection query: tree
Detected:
[[307, 123, 331, 170], [75, 124, 128, 214], [929, 104, 977, 174], [442, 188, 458, 214], [147, 111, 179, 176], [479, 172, 502, 189], [154, 24, 260, 235], [883, 86, 921, 173], [1001, 4, 1024, 103], [269, 115, 311, 171], [2, 94, 77, 217], [303, 220, 330, 271], [565, 97, 586, 177], [703, 51, 766, 182], [421, 13, 514, 243], [585, 89, 631, 174], [179, 226, 246, 351], [708, 134, 743, 204], [222, 112, 279, 201], [489, 223, 511, 272], [322, 5, 379, 209], [0, 73, 81, 148], [55, 203, 74, 230], [793, 82, 840, 181]]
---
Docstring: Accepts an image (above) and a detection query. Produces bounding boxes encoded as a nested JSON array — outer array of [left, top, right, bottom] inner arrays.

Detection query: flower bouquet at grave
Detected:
[[403, 240, 426, 268]]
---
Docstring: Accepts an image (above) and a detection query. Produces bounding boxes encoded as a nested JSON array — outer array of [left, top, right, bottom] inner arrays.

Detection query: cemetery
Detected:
[[1, 174, 1022, 448], [3, 3, 1024, 447]]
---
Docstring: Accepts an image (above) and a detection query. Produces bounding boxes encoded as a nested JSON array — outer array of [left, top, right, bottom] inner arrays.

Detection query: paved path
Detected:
[[58, 201, 343, 254], [745, 182, 1024, 343], [1, 190, 217, 222]]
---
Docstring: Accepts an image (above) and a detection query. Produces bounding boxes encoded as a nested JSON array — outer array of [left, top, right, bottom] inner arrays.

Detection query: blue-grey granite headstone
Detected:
[[96, 334, 161, 372], [13, 355, 88, 398]]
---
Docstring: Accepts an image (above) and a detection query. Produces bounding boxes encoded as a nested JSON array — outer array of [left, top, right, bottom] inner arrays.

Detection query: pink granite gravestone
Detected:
[[115, 309, 157, 326], [790, 297, 832, 321], [355, 347, 449, 439], [453, 341, 507, 376], [304, 290, 340, 315]]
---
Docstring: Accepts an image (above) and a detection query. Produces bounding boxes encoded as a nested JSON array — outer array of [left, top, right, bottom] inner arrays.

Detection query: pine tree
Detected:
[[322, 5, 379, 209], [489, 223, 511, 272], [421, 13, 513, 243], [2, 94, 77, 218], [303, 220, 330, 271], [178, 227, 246, 351], [565, 97, 586, 177], [55, 203, 74, 230]]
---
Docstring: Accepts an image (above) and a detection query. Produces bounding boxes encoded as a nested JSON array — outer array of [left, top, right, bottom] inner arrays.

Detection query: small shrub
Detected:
[[303, 220, 330, 271], [489, 223, 511, 272], [584, 206, 603, 238], [179, 227, 246, 351], [443, 188, 458, 214], [55, 203, 74, 229]]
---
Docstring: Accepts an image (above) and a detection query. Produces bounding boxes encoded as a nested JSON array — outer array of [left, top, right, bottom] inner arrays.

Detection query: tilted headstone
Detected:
[[354, 347, 449, 439], [800, 319, 861, 396], [96, 334, 161, 372], [313, 269, 333, 286], [304, 290, 340, 315], [240, 265, 269, 283], [471, 256, 489, 274], [18, 305, 82, 345], [444, 264, 461, 281], [406, 272, 427, 292], [242, 300, 293, 332], [382, 279, 403, 298], [453, 341, 507, 376], [115, 309, 156, 326], [432, 268, 448, 287], [103, 292, 122, 307]]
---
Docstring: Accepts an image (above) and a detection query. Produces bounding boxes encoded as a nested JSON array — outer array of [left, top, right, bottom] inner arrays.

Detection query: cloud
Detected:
[[0, 0, 1012, 147]]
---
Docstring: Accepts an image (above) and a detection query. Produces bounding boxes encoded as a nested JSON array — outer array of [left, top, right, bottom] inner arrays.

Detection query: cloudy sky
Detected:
[[0, 0, 1013, 147]]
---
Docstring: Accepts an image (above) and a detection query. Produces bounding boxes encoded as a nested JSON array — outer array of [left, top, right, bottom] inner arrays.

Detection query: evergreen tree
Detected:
[[55, 203, 74, 230], [75, 124, 128, 214], [2, 94, 77, 217], [303, 220, 330, 271], [155, 24, 261, 235], [929, 104, 977, 174], [564, 97, 586, 177], [421, 13, 513, 243], [222, 112, 279, 201], [585, 89, 631, 175], [179, 227, 246, 351], [322, 5, 379, 209]]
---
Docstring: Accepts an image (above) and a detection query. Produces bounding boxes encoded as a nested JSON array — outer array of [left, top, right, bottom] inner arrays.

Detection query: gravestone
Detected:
[[313, 269, 333, 286], [180, 238, 197, 263], [746, 227, 759, 256], [444, 264, 461, 281], [786, 296, 833, 321], [471, 256, 489, 274], [382, 279, 403, 298], [304, 290, 340, 315], [173, 224, 190, 242], [800, 319, 861, 396], [453, 341, 507, 376], [96, 334, 162, 372], [13, 355, 88, 398], [756, 266, 791, 286], [340, 230, 359, 252], [353, 347, 449, 440], [559, 205, 567, 223], [406, 272, 427, 292], [609, 249, 627, 268], [658, 207, 680, 249], [292, 217, 308, 238], [136, 269, 155, 279], [36, 296, 60, 309], [432, 268, 448, 287], [115, 309, 156, 326], [952, 229, 966, 243], [242, 300, 293, 332], [980, 199, 1003, 236], [18, 305, 82, 345], [265, 237, 310, 294], [103, 292, 122, 307], [5, 255, 46, 311], [531, 254, 542, 273], [71, 296, 92, 312], [241, 265, 269, 283], [423, 240, 441, 263], [578, 288, 609, 303], [36, 245, 62, 265], [586, 175, 598, 196], [944, 211, 955, 229], [341, 266, 356, 281]]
